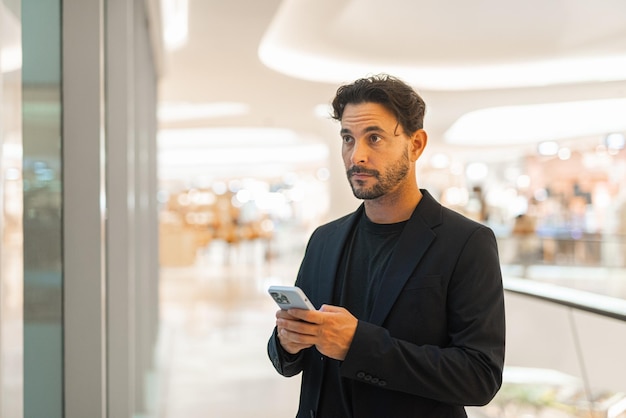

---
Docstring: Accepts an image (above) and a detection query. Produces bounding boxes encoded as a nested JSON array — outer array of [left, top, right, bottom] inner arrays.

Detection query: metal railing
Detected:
[[481, 277, 626, 417]]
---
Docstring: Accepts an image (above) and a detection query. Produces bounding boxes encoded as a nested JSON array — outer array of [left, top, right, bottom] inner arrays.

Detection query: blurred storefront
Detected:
[[417, 134, 626, 296], [158, 174, 329, 267], [157, 128, 331, 267], [159, 131, 626, 287]]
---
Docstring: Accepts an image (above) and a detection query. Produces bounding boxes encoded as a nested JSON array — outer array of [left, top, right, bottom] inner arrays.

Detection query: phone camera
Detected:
[[270, 292, 290, 304]]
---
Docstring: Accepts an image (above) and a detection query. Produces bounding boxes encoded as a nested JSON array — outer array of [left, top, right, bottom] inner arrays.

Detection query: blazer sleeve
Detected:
[[267, 327, 306, 377], [266, 225, 329, 378], [339, 225, 505, 406]]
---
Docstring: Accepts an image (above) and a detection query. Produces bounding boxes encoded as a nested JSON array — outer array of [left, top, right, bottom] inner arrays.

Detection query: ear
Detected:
[[409, 129, 428, 161]]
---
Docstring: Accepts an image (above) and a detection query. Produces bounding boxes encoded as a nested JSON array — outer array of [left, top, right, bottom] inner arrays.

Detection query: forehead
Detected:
[[340, 102, 397, 131]]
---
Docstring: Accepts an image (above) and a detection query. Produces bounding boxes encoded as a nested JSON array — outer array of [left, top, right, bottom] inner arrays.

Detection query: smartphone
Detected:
[[268, 285, 315, 310]]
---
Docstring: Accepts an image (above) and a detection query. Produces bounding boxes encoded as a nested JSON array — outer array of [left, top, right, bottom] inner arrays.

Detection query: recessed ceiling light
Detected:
[[605, 133, 625, 150], [445, 98, 626, 146], [466, 162, 489, 181], [558, 147, 572, 160], [314, 104, 333, 120], [430, 153, 450, 169], [157, 127, 329, 180], [161, 0, 189, 50], [537, 141, 559, 156]]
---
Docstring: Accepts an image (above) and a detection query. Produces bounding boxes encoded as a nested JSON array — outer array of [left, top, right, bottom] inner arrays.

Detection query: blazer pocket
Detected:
[[388, 275, 447, 342]]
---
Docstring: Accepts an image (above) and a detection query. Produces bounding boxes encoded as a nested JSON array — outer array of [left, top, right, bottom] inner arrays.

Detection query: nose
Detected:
[[349, 139, 367, 165]]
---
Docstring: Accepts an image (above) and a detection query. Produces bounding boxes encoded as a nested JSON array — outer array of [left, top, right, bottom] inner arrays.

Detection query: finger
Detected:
[[280, 326, 316, 345], [319, 304, 344, 313], [287, 308, 322, 324], [276, 309, 297, 320], [278, 318, 318, 337], [277, 329, 312, 354]]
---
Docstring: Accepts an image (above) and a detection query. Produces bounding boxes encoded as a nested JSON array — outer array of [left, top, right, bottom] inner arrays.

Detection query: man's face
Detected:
[[340, 102, 413, 200]]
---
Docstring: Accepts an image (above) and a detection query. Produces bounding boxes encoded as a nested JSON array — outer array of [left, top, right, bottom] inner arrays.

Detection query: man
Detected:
[[268, 74, 505, 417]]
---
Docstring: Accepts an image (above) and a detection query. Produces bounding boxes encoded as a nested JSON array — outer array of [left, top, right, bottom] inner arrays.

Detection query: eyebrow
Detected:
[[340, 125, 385, 135]]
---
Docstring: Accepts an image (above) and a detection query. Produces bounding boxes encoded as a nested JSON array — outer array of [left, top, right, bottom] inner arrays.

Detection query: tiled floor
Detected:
[[156, 242, 303, 417]]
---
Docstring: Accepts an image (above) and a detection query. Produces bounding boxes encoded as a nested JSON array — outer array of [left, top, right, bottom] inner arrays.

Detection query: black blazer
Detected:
[[268, 190, 505, 417]]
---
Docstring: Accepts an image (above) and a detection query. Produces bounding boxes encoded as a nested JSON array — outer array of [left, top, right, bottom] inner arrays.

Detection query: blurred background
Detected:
[[2, 0, 626, 417], [154, 1, 626, 417], [157, 0, 626, 275]]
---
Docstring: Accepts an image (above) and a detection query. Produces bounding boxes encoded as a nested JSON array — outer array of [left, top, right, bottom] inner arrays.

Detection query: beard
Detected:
[[346, 150, 410, 200]]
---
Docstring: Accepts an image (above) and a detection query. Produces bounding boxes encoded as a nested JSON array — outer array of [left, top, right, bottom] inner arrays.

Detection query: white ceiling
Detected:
[[157, 0, 626, 182]]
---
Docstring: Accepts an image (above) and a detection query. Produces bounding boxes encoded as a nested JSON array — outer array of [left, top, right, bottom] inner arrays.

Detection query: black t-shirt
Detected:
[[317, 213, 407, 417]]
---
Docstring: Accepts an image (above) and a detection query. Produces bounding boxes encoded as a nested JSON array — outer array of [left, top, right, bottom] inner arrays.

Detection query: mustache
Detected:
[[347, 166, 379, 177]]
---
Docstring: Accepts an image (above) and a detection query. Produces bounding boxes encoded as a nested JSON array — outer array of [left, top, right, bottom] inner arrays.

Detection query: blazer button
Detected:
[[378, 380, 387, 387], [364, 374, 372, 381], [371, 377, 379, 384], [356, 371, 366, 379]]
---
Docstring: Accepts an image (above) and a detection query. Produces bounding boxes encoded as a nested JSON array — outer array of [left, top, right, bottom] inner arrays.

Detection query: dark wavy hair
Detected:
[[331, 74, 426, 134]]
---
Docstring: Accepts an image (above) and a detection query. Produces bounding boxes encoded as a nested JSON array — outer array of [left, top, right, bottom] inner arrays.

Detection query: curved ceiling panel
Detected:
[[259, 0, 626, 90]]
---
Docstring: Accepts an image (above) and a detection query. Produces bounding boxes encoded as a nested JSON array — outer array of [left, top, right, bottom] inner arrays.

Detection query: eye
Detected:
[[369, 134, 382, 143], [342, 135, 354, 145]]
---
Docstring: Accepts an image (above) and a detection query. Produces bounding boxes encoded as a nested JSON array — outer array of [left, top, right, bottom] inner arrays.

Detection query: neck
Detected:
[[364, 187, 423, 224]]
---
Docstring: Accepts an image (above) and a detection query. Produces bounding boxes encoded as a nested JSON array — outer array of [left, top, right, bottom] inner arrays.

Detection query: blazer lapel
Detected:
[[368, 191, 441, 325]]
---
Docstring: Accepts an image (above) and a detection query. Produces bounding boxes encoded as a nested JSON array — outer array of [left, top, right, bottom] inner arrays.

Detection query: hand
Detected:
[[276, 305, 358, 361], [275, 309, 314, 355]]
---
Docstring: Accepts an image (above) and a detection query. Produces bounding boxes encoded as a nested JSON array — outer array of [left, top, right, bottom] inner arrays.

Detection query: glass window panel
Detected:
[[21, 0, 63, 417]]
